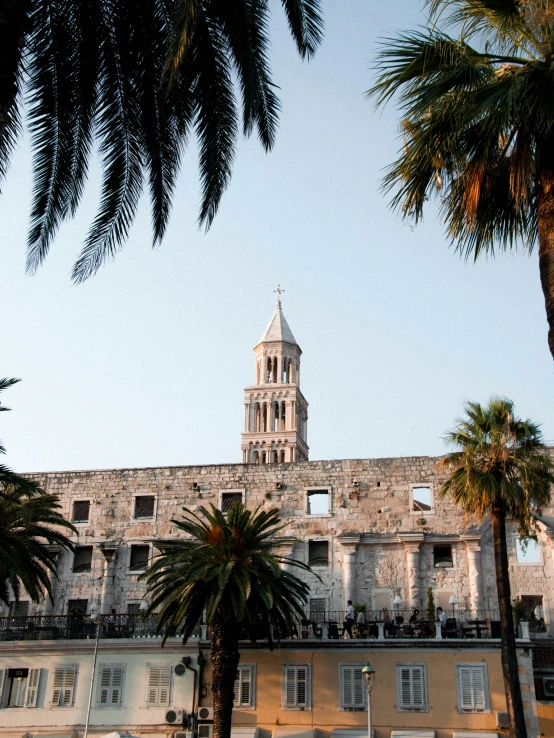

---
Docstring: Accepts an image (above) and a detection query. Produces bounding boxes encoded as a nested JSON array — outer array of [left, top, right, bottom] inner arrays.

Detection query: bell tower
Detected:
[[241, 298, 309, 464]]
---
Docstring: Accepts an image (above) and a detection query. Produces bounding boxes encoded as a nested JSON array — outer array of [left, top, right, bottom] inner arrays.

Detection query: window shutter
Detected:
[[353, 667, 364, 706], [411, 667, 424, 708], [459, 667, 473, 710], [147, 667, 160, 706], [15, 678, 27, 707], [400, 667, 412, 708], [52, 666, 76, 707], [235, 666, 252, 707], [343, 667, 353, 706], [0, 669, 4, 707], [472, 667, 486, 710], [111, 667, 124, 706], [52, 668, 64, 706], [26, 669, 41, 707], [234, 672, 240, 707], [285, 667, 296, 706], [296, 667, 307, 706], [98, 667, 112, 706], [158, 665, 171, 706], [62, 667, 77, 706]]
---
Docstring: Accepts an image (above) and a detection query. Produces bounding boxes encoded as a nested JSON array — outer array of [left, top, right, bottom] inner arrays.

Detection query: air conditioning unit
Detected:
[[174, 732, 193, 738], [495, 710, 510, 729], [166, 708, 187, 724], [544, 678, 554, 697], [198, 706, 214, 721], [198, 725, 214, 738]]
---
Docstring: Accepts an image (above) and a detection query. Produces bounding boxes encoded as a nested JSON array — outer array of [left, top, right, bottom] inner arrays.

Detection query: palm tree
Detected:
[[0, 0, 323, 283], [0, 484, 76, 607], [141, 503, 311, 738], [437, 397, 554, 738], [0, 377, 40, 494], [369, 0, 554, 363]]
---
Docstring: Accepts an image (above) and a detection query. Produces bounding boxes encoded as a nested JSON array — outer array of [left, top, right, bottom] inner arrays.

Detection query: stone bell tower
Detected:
[[241, 298, 309, 464]]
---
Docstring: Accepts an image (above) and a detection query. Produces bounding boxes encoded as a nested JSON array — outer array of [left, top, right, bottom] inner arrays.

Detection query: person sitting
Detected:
[[409, 608, 422, 637], [356, 606, 367, 637]]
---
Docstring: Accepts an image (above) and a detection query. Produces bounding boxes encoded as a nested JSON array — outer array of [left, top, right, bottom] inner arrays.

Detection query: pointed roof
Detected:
[[257, 300, 298, 346]]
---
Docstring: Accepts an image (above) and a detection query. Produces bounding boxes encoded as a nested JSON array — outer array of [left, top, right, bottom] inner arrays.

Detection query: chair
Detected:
[[443, 617, 458, 638]]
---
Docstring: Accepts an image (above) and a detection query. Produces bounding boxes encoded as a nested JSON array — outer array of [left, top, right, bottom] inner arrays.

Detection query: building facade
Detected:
[[1, 301, 553, 738]]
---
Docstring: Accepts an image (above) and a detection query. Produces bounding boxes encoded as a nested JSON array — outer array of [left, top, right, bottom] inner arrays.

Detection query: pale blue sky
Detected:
[[1, 1, 553, 473]]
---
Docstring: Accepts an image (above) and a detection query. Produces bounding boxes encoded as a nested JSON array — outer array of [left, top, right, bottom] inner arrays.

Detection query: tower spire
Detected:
[[241, 300, 309, 464]]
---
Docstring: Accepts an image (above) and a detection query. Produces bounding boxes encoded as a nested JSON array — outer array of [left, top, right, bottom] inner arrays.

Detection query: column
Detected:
[[404, 543, 422, 609], [43, 545, 61, 615], [274, 540, 297, 572], [339, 538, 360, 605], [98, 542, 119, 613], [465, 541, 483, 614]]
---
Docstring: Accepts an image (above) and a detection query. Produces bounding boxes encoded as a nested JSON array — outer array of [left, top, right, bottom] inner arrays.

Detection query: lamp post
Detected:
[[83, 612, 102, 738], [361, 662, 376, 738]]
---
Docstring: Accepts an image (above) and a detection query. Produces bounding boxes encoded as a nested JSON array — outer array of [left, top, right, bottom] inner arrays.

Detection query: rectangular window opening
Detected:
[[307, 490, 329, 515], [129, 545, 150, 572], [146, 665, 172, 707], [340, 664, 366, 710], [434, 545, 453, 568], [72, 500, 90, 523], [516, 537, 540, 564], [396, 663, 428, 711], [309, 598, 326, 623], [97, 664, 124, 708], [67, 599, 88, 616], [72, 547, 93, 573], [52, 666, 77, 707], [283, 663, 311, 709], [308, 540, 329, 567], [221, 492, 243, 512], [412, 486, 433, 513], [2, 668, 41, 708], [234, 664, 255, 708], [456, 663, 489, 712], [134, 496, 155, 519], [9, 601, 29, 618]]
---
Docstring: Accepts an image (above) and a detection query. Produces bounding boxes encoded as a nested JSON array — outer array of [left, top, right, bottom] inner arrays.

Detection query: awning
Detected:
[[390, 732, 436, 738], [273, 729, 318, 738]]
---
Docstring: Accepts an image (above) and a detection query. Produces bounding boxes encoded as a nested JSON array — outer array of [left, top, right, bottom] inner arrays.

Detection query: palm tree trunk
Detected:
[[210, 611, 240, 738], [536, 136, 554, 363], [491, 504, 527, 738], [0, 0, 31, 150]]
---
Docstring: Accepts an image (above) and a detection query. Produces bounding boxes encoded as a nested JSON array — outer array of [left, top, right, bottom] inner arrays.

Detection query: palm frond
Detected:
[[280, 0, 323, 60]]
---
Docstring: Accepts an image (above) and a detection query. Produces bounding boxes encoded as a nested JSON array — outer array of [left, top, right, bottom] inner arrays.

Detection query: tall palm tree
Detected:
[[0, 0, 323, 283], [0, 484, 76, 606], [0, 377, 40, 494], [369, 0, 554, 363], [141, 503, 311, 738], [437, 397, 554, 738]]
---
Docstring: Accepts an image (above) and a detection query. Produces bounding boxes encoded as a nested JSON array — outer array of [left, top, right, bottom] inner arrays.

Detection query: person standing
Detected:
[[437, 607, 447, 626], [344, 600, 355, 638], [356, 606, 367, 637]]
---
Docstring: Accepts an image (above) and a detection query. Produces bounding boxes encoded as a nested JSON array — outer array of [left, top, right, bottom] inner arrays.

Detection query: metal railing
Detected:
[[0, 614, 202, 642]]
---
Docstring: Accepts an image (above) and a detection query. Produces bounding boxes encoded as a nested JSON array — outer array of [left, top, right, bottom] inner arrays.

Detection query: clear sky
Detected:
[[1, 1, 553, 473]]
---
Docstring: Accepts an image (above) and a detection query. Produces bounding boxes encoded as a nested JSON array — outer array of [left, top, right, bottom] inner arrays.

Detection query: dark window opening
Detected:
[[433, 545, 453, 567], [9, 601, 29, 617], [308, 540, 329, 567], [129, 545, 150, 571], [412, 486, 432, 512], [221, 492, 243, 512], [309, 598, 326, 623], [72, 500, 90, 523], [134, 496, 155, 519], [521, 595, 546, 631], [127, 603, 140, 614], [73, 546, 93, 573], [67, 599, 88, 615], [307, 490, 329, 515]]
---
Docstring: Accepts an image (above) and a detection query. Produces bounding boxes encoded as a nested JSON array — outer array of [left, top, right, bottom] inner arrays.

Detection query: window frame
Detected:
[[395, 662, 428, 712], [305, 486, 332, 517], [51, 665, 78, 708], [409, 484, 435, 516], [128, 543, 151, 573], [72, 546, 93, 574], [219, 489, 245, 513], [455, 662, 490, 713], [308, 539, 329, 568], [132, 494, 157, 521], [338, 663, 367, 711], [71, 498, 92, 524], [282, 663, 311, 710], [234, 663, 256, 709], [0, 668, 42, 708], [96, 663, 125, 709], [515, 536, 541, 566], [433, 544, 454, 568]]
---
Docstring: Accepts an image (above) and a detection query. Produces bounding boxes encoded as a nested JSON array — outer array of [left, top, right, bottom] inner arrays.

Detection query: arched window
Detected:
[[266, 357, 272, 382], [272, 451, 278, 463], [255, 403, 261, 432], [287, 359, 292, 383], [253, 451, 259, 464], [280, 401, 286, 431], [262, 403, 268, 432], [280, 450, 285, 463], [272, 356, 278, 383], [273, 402, 280, 432], [261, 451, 266, 464]]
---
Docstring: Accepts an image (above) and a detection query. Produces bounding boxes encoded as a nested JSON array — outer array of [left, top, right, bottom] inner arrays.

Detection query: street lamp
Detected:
[[448, 595, 458, 619], [361, 662, 376, 738], [83, 611, 102, 738]]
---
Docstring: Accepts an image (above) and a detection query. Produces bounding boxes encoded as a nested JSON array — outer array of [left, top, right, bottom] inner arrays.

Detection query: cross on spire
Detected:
[[274, 285, 285, 297]]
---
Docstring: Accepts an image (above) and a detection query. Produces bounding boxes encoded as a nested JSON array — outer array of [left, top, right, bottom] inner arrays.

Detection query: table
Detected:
[[462, 620, 489, 638]]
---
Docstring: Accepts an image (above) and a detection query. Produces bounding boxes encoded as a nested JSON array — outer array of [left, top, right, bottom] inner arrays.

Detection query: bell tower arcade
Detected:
[[241, 299, 309, 464]]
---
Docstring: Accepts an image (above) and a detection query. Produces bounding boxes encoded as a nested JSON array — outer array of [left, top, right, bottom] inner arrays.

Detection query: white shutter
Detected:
[[411, 667, 424, 708], [285, 667, 297, 706], [400, 667, 412, 708], [457, 664, 487, 711], [14, 677, 27, 707], [353, 667, 364, 707], [459, 667, 473, 710], [52, 666, 77, 707], [398, 664, 426, 710], [234, 666, 252, 707], [342, 667, 353, 706], [472, 667, 486, 710], [98, 667, 112, 706], [147, 665, 171, 707], [111, 666, 124, 706], [296, 666, 307, 706], [341, 665, 365, 708], [26, 669, 41, 707]]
